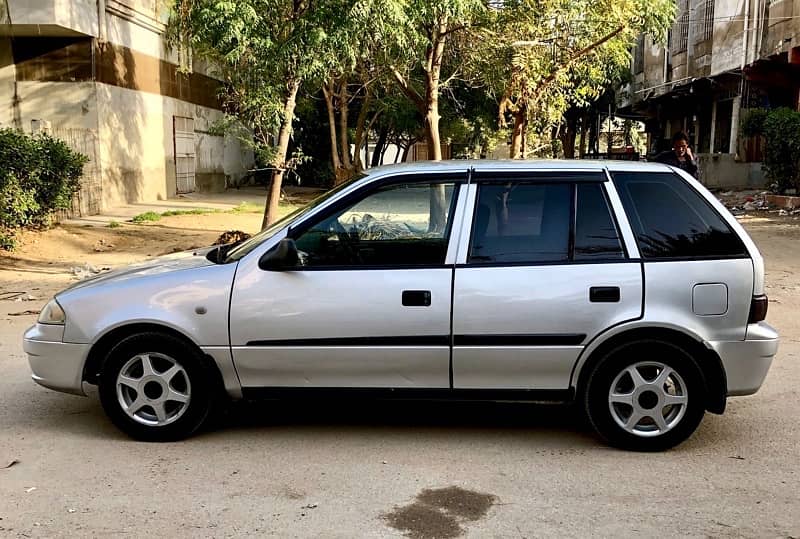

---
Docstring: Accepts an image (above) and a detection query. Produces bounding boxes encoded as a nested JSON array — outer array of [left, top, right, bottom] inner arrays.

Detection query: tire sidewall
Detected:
[[98, 333, 215, 442], [585, 340, 706, 451]]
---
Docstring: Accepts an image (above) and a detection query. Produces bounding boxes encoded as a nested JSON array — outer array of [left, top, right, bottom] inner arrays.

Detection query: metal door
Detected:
[[173, 116, 196, 193], [451, 176, 644, 390], [228, 178, 468, 389]]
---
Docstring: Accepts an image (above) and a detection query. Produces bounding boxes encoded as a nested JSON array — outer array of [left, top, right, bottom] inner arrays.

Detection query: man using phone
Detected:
[[653, 131, 698, 178]]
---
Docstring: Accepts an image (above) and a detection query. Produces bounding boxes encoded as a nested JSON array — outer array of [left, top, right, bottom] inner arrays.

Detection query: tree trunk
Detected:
[[578, 112, 588, 158], [588, 111, 598, 155], [561, 124, 577, 159], [337, 82, 352, 185], [401, 142, 412, 162], [322, 81, 341, 173], [363, 133, 370, 170], [262, 79, 300, 229], [423, 21, 449, 233], [510, 104, 527, 159], [371, 124, 389, 168], [424, 105, 442, 160], [353, 85, 372, 173]]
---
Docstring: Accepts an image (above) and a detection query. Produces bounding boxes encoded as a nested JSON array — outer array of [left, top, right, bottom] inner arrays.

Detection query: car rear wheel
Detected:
[[584, 340, 706, 451], [98, 332, 216, 441]]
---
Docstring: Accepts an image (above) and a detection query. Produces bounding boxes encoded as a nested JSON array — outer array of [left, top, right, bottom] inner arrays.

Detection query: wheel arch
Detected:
[[82, 322, 225, 394], [573, 325, 727, 414]]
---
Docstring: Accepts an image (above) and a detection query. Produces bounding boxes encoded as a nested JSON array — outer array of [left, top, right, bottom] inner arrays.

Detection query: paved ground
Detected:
[[0, 203, 798, 538]]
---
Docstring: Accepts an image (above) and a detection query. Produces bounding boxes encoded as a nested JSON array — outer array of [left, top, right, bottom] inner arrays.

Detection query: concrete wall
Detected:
[[96, 83, 252, 209], [697, 153, 766, 188], [10, 81, 98, 130], [711, 0, 747, 74], [0, 38, 15, 128], [7, 0, 98, 36], [763, 0, 800, 56], [105, 2, 180, 63]]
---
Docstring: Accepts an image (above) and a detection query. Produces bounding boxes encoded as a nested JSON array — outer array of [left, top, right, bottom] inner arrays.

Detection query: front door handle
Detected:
[[402, 290, 431, 307], [590, 286, 620, 303]]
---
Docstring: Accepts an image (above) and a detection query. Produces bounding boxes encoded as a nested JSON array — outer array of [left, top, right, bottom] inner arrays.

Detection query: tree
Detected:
[[491, 0, 674, 158], [171, 0, 339, 227], [385, 0, 490, 161]]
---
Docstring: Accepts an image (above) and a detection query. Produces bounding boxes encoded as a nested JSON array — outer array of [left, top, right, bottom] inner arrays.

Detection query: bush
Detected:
[[740, 108, 769, 138], [761, 108, 800, 194], [131, 211, 161, 223], [0, 128, 88, 249]]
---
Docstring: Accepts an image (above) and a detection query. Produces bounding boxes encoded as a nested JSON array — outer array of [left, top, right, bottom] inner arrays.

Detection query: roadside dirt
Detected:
[[0, 204, 293, 304]]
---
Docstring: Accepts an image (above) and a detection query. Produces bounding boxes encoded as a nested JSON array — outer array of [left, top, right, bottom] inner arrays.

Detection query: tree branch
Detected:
[[391, 66, 425, 111], [539, 26, 626, 90]]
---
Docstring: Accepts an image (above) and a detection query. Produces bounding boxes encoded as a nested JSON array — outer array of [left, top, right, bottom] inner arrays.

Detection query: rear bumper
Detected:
[[23, 325, 90, 396], [709, 322, 779, 397]]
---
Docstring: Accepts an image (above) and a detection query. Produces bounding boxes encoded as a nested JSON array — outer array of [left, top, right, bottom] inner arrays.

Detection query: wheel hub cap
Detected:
[[116, 353, 191, 427], [608, 361, 688, 438]]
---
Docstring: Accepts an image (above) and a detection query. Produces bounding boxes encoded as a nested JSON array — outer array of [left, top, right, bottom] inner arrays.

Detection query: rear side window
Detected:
[[613, 172, 747, 259], [575, 183, 625, 260]]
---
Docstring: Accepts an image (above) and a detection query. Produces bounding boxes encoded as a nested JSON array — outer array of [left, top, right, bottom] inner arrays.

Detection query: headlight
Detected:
[[38, 298, 66, 325]]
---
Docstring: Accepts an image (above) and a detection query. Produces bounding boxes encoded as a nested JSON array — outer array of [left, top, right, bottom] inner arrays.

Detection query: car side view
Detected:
[[24, 160, 779, 450]]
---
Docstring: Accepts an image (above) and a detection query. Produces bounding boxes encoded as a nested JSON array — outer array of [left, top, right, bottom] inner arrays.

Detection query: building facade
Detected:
[[618, 0, 800, 188], [0, 0, 253, 215]]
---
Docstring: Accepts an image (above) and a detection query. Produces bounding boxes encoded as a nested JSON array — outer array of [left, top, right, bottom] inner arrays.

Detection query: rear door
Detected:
[[451, 171, 643, 389]]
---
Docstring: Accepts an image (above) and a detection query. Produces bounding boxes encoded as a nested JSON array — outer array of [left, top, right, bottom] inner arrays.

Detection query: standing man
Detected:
[[653, 132, 698, 178]]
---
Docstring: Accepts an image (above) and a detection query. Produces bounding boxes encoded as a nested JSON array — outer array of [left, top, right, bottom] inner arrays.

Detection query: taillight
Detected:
[[748, 295, 768, 323]]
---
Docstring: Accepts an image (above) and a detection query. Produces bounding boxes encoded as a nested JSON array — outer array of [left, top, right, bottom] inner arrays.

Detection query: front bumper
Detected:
[[23, 324, 90, 396], [710, 322, 780, 397]]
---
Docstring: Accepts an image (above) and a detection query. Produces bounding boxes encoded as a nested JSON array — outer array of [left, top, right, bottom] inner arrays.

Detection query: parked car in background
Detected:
[[24, 160, 778, 450]]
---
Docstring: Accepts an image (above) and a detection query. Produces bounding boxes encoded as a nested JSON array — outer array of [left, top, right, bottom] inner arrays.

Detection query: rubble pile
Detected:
[[715, 190, 800, 218]]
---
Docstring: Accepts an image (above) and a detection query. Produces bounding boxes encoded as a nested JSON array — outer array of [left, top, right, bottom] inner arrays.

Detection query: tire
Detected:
[[584, 340, 706, 451], [98, 332, 218, 442]]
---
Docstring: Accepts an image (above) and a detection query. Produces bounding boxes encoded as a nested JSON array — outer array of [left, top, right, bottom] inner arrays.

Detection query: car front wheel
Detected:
[[98, 332, 216, 441], [584, 340, 706, 451]]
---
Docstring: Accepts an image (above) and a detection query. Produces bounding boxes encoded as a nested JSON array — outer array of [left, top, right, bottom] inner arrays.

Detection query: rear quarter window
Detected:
[[612, 172, 747, 259]]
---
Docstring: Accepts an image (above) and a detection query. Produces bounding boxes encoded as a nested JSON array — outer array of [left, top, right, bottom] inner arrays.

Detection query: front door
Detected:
[[230, 177, 464, 388], [452, 174, 644, 389]]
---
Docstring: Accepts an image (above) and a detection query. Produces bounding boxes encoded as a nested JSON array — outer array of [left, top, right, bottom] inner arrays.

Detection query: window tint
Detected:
[[469, 183, 570, 263], [613, 172, 747, 259], [575, 183, 625, 260], [293, 182, 457, 267]]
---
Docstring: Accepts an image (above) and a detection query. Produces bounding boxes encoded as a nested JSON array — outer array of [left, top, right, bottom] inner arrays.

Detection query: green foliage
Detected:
[[107, 220, 122, 228], [228, 202, 263, 214], [160, 208, 219, 217], [130, 211, 162, 223], [741, 108, 769, 138], [762, 108, 800, 194], [0, 128, 88, 250]]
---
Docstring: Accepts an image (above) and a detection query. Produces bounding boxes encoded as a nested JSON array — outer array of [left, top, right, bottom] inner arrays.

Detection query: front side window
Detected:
[[613, 172, 747, 259], [293, 182, 457, 267], [469, 183, 571, 263]]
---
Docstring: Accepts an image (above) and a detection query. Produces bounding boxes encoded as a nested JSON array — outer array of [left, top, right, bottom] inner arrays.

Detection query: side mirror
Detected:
[[258, 238, 300, 271]]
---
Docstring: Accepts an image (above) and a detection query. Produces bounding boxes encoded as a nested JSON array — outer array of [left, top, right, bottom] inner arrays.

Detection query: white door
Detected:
[[229, 178, 465, 388], [174, 116, 196, 193], [452, 177, 643, 389]]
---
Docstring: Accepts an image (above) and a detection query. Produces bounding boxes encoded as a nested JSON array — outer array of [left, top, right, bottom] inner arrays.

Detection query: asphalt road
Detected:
[[0, 222, 798, 538]]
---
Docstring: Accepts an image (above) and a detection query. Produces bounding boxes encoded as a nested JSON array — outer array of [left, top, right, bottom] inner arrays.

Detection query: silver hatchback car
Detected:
[[24, 161, 778, 450]]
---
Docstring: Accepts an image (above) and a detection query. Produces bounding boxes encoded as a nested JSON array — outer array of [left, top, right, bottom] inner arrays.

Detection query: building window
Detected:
[[695, 0, 714, 42], [671, 0, 689, 54], [633, 35, 645, 74]]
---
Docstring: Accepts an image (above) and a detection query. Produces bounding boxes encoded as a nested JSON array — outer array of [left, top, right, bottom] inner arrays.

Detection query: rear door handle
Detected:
[[590, 286, 620, 303], [402, 290, 431, 307]]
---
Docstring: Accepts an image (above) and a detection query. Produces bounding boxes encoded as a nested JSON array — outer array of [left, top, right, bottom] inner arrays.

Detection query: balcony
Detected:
[[1, 0, 99, 38]]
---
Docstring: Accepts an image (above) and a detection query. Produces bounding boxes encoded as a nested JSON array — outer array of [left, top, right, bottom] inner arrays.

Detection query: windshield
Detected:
[[223, 174, 366, 263]]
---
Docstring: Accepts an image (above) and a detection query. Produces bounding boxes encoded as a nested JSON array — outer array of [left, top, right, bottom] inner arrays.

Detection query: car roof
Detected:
[[362, 159, 674, 180]]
